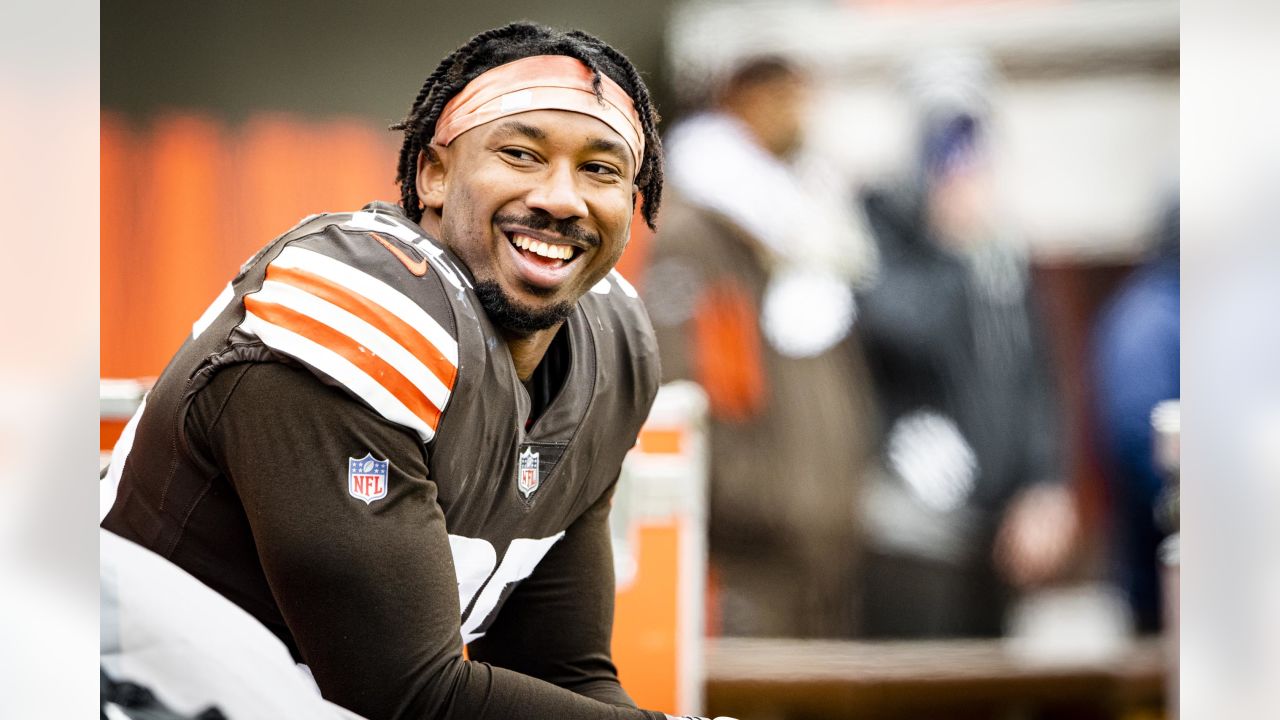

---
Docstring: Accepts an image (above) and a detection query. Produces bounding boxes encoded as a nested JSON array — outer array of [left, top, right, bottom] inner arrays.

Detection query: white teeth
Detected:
[[510, 233, 573, 261]]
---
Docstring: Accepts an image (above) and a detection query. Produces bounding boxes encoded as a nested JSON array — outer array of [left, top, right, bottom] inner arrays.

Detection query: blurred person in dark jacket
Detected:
[[855, 50, 1076, 638], [1092, 198, 1179, 633], [642, 56, 878, 638]]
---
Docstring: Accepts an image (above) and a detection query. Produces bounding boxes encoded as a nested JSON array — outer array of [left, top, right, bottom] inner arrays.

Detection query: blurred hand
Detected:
[[993, 482, 1078, 588], [928, 164, 996, 251]]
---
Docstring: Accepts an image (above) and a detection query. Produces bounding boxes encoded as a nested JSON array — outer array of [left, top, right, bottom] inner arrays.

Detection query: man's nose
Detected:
[[526, 162, 588, 220]]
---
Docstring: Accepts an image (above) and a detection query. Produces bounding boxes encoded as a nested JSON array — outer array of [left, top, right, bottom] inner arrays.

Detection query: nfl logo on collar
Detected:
[[518, 447, 540, 499], [349, 454, 389, 504]]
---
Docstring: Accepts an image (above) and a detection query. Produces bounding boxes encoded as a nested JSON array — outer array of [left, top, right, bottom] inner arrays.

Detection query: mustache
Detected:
[[495, 211, 600, 249]]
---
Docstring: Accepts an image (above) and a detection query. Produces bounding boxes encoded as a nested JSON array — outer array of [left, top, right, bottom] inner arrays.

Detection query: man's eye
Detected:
[[583, 162, 621, 178], [500, 148, 538, 162]]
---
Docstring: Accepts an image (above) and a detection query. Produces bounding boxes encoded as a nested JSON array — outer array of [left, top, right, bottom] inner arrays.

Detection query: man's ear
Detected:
[[416, 145, 449, 211]]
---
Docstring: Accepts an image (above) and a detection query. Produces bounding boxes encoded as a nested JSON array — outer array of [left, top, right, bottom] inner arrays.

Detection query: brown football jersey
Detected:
[[102, 202, 664, 720]]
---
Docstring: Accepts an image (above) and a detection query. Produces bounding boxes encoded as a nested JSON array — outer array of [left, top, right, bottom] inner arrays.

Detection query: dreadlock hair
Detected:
[[391, 22, 664, 229]]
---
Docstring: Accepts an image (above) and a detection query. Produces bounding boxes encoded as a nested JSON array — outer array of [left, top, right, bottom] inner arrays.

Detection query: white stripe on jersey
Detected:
[[610, 270, 640, 299], [342, 211, 470, 291], [241, 311, 437, 443], [254, 279, 452, 412], [101, 397, 147, 522], [343, 210, 423, 244], [271, 246, 459, 366], [192, 283, 235, 339]]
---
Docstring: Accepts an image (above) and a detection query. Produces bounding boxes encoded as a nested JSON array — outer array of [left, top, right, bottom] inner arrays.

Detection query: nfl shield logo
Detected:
[[348, 453, 389, 505], [518, 447, 540, 499]]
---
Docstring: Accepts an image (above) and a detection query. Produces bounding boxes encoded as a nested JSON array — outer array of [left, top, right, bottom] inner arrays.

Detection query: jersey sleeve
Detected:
[[197, 361, 664, 720], [468, 479, 635, 707], [235, 219, 461, 445]]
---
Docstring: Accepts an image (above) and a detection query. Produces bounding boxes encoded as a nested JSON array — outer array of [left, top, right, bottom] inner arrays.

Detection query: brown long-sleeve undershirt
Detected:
[[188, 361, 665, 720]]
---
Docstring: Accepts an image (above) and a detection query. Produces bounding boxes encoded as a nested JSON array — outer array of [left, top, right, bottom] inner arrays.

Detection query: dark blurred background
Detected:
[[103, 0, 679, 121]]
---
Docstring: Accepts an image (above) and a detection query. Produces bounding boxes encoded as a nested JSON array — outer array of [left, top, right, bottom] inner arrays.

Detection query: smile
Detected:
[[501, 229, 586, 290], [508, 232, 579, 262]]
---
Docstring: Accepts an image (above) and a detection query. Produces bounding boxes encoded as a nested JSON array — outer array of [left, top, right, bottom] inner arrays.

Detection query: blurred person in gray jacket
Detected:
[[642, 56, 878, 638], [855, 50, 1077, 638]]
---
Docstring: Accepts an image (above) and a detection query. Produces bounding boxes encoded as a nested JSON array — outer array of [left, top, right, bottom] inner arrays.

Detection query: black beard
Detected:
[[474, 280, 574, 335]]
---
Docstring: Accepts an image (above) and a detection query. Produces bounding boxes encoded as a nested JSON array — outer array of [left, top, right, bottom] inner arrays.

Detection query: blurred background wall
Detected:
[[103, 0, 679, 123], [670, 0, 1177, 258]]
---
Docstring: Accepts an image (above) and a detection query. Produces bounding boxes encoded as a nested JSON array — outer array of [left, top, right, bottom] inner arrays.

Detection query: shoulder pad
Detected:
[[339, 210, 472, 292], [238, 217, 460, 443]]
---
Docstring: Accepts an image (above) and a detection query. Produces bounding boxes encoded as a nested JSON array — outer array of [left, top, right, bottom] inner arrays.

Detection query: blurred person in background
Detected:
[[1091, 197, 1180, 634], [854, 50, 1077, 638], [642, 56, 878, 638]]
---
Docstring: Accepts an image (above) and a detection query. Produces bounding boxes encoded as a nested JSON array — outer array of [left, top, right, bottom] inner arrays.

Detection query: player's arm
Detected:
[[202, 361, 666, 720], [466, 478, 740, 720], [467, 480, 632, 706]]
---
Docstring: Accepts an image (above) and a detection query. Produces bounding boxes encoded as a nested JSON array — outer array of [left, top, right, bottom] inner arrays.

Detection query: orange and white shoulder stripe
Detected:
[[239, 245, 458, 443]]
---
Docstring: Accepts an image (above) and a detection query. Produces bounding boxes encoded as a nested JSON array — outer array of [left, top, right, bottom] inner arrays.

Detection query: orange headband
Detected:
[[431, 55, 645, 177]]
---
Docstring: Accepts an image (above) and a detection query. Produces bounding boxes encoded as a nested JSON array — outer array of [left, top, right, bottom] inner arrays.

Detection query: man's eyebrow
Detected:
[[489, 120, 547, 141], [585, 136, 632, 169], [489, 118, 632, 170]]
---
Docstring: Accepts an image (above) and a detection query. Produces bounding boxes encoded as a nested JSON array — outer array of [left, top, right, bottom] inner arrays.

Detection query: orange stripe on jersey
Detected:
[[244, 296, 444, 431], [265, 263, 458, 389]]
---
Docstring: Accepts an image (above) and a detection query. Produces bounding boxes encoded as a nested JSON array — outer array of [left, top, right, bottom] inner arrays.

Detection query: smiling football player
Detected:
[[101, 21, 739, 720]]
